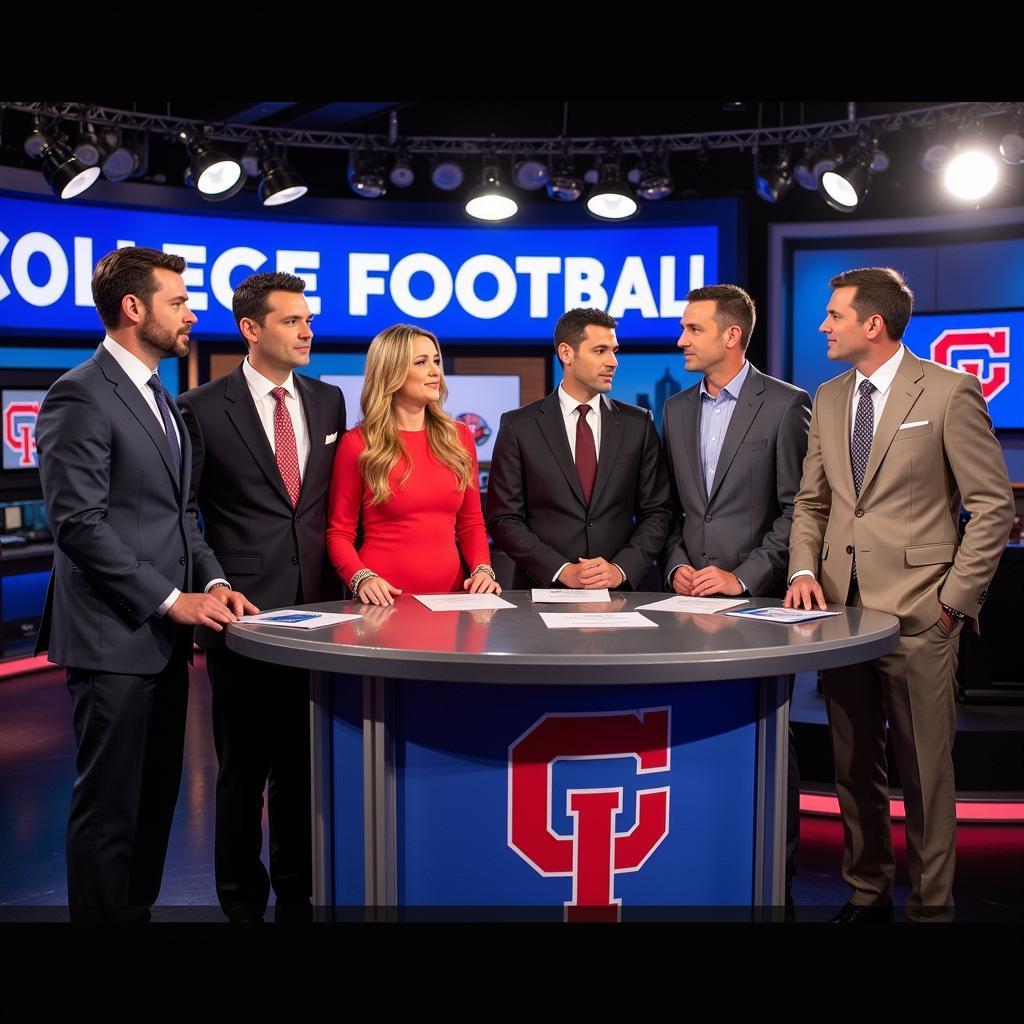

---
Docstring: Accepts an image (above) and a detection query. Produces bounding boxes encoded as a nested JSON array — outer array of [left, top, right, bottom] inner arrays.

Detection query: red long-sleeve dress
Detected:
[[326, 422, 491, 594]]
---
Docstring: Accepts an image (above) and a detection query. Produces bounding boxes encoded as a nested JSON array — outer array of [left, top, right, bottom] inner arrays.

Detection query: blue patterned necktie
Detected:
[[147, 373, 182, 482], [849, 379, 875, 581]]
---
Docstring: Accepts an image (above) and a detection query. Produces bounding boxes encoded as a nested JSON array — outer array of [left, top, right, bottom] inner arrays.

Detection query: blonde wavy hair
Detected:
[[358, 324, 474, 505]]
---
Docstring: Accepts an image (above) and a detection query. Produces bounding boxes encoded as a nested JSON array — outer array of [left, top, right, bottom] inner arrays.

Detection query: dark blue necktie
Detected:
[[147, 373, 182, 482], [849, 379, 875, 580]]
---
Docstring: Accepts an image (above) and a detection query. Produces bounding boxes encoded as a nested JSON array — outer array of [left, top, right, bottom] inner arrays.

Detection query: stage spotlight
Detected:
[[389, 148, 415, 188], [101, 132, 140, 182], [793, 145, 822, 191], [546, 152, 583, 202], [179, 130, 245, 200], [39, 135, 101, 200], [240, 143, 261, 178], [819, 145, 873, 212], [754, 146, 793, 203], [513, 155, 549, 191], [999, 114, 1024, 165], [812, 143, 841, 181], [586, 158, 638, 220], [945, 146, 999, 201], [465, 164, 518, 221], [348, 150, 387, 198], [73, 124, 106, 168], [920, 130, 950, 173], [258, 146, 307, 206], [431, 157, 464, 191], [636, 151, 673, 201]]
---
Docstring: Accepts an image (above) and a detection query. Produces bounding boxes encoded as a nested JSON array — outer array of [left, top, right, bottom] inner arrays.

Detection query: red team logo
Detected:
[[4, 401, 39, 467], [930, 327, 1011, 401], [455, 411, 492, 447], [508, 708, 671, 921]]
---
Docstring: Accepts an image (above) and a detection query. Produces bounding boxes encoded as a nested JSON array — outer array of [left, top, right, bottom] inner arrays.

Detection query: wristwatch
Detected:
[[940, 602, 966, 621]]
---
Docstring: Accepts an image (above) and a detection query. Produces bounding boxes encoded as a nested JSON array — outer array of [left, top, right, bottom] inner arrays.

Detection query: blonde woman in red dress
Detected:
[[326, 323, 501, 605]]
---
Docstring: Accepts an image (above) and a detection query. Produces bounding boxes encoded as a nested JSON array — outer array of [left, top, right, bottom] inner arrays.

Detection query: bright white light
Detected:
[[944, 149, 998, 201], [465, 192, 518, 221], [821, 170, 858, 209], [61, 165, 101, 200], [586, 191, 638, 220], [197, 159, 242, 195], [263, 184, 307, 206]]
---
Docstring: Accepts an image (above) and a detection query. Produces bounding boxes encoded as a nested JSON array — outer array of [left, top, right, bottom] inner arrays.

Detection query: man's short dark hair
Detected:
[[829, 267, 914, 341], [232, 272, 308, 335], [553, 307, 617, 358], [91, 247, 187, 331], [686, 284, 756, 350]]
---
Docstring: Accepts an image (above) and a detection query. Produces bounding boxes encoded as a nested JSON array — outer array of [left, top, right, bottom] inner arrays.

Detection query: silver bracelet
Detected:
[[349, 568, 378, 594], [471, 564, 496, 581]]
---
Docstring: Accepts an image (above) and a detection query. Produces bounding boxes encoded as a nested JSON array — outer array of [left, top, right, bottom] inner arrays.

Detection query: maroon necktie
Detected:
[[271, 386, 301, 507], [575, 404, 597, 505]]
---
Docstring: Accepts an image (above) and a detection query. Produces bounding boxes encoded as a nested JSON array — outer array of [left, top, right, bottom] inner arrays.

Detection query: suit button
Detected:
[[846, 545, 854, 555], [179, 556, 186, 565], [855, 508, 865, 518], [588, 521, 595, 526], [704, 514, 712, 523], [291, 556, 299, 565]]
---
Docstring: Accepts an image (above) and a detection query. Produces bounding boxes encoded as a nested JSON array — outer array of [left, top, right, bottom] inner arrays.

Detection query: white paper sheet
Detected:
[[539, 612, 658, 629], [530, 589, 611, 603], [724, 607, 841, 624], [413, 593, 517, 611], [238, 610, 362, 629], [635, 596, 749, 614]]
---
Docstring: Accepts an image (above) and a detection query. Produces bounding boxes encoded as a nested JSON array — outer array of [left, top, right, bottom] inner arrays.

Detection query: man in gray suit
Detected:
[[35, 246, 256, 922], [660, 284, 811, 909]]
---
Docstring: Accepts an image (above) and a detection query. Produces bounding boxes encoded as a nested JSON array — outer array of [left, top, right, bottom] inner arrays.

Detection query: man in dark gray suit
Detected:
[[660, 284, 811, 910], [35, 247, 256, 923], [487, 307, 671, 591]]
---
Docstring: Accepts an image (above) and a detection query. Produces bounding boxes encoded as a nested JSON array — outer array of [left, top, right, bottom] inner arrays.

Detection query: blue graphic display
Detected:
[[0, 193, 722, 341]]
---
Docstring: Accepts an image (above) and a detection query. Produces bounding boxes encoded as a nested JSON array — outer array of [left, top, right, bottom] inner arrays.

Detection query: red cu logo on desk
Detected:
[[508, 708, 671, 921]]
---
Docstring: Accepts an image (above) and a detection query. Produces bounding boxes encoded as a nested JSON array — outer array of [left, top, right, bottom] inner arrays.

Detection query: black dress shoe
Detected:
[[226, 906, 265, 924], [830, 900, 894, 924]]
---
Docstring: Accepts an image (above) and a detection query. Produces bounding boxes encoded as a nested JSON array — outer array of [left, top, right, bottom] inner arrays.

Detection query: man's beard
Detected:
[[139, 307, 190, 359]]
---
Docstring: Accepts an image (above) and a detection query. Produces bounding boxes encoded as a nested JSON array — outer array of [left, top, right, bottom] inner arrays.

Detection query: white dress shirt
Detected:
[[101, 336, 226, 613], [552, 385, 623, 585], [242, 357, 310, 478], [850, 344, 905, 442]]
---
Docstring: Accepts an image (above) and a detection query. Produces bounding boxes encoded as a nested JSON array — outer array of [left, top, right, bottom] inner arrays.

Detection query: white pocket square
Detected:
[[325, 432, 338, 444], [898, 420, 929, 430]]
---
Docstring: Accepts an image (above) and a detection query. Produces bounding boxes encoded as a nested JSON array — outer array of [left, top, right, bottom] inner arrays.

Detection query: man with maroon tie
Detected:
[[177, 272, 345, 923], [487, 307, 671, 591]]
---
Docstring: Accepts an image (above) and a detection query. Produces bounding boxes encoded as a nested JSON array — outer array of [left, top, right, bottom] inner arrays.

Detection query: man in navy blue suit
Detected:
[[35, 246, 256, 923]]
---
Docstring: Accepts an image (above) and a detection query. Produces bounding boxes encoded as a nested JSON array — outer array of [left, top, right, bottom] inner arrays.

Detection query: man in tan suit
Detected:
[[785, 267, 1013, 922]]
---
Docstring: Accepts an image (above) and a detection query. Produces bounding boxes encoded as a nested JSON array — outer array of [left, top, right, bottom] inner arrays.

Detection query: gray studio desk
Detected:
[[227, 593, 898, 921]]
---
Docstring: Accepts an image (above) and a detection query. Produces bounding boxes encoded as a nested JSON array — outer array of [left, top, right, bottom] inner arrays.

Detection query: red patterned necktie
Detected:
[[575, 404, 597, 505], [271, 386, 301, 506]]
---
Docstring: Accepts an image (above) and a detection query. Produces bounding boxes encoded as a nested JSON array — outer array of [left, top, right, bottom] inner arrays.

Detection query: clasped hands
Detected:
[[558, 557, 624, 590], [672, 564, 743, 597]]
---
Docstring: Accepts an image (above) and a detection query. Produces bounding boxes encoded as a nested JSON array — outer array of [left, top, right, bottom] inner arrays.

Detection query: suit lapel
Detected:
[[858, 350, 925, 497], [94, 345, 180, 494], [589, 396, 623, 508], [294, 374, 322, 510], [832, 370, 857, 501], [536, 390, 586, 507], [679, 385, 707, 502], [706, 365, 765, 507], [223, 365, 294, 508]]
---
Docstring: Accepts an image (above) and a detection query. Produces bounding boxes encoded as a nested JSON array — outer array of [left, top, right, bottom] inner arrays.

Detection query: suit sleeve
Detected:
[[938, 372, 1014, 619], [486, 412, 572, 585], [454, 423, 492, 571], [176, 393, 226, 590], [610, 411, 672, 589], [733, 388, 812, 596], [659, 403, 692, 587], [36, 376, 180, 625], [325, 430, 369, 585], [787, 388, 831, 582]]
